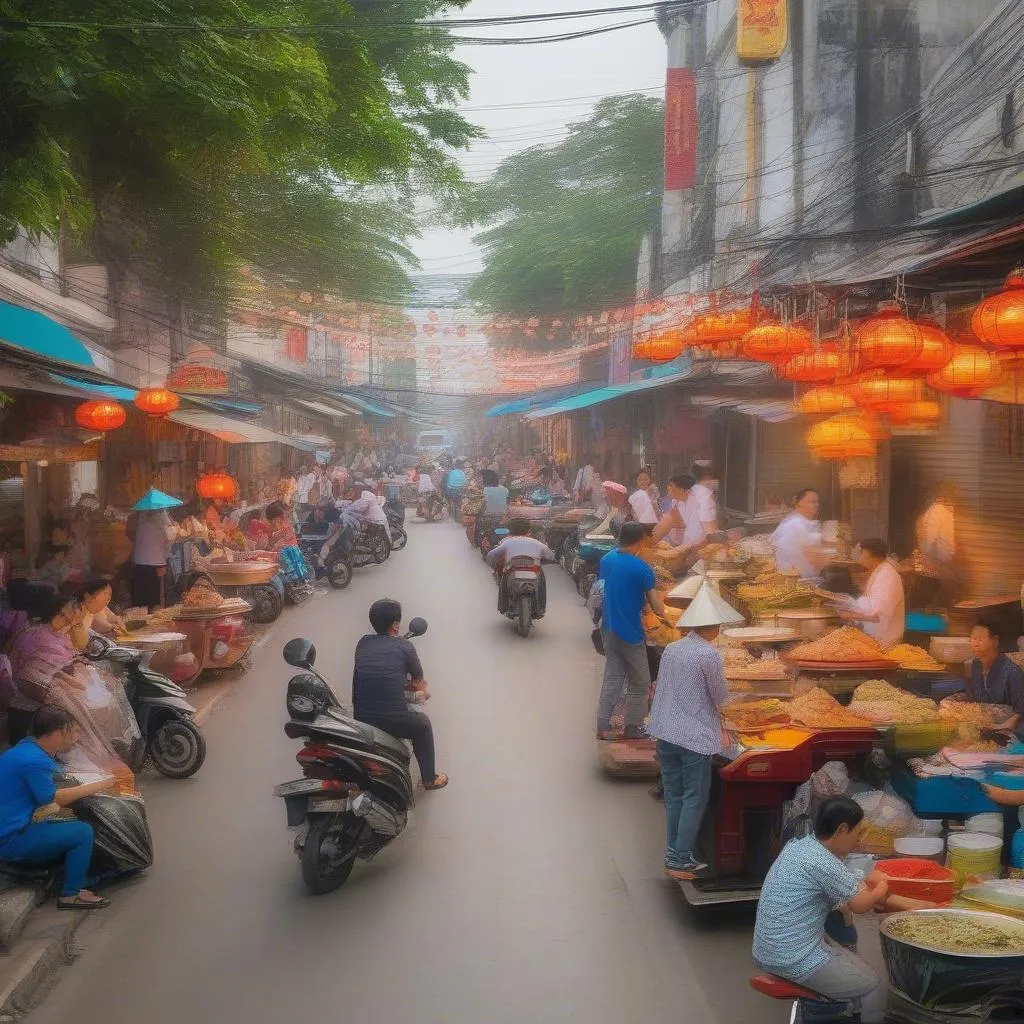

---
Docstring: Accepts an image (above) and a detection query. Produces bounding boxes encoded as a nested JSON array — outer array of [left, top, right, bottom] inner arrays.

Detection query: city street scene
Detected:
[[1, 2, 1024, 1023]]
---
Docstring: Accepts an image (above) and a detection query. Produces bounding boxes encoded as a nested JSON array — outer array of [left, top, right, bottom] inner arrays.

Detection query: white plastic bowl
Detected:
[[894, 836, 945, 860], [966, 812, 1005, 837]]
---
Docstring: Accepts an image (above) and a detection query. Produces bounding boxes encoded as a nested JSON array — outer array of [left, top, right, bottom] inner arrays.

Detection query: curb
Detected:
[[0, 906, 87, 1018]]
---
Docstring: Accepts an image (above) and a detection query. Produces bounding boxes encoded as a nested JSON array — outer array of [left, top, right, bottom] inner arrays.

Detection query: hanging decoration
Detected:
[[806, 414, 878, 460], [737, 0, 788, 63], [778, 345, 845, 383], [167, 363, 229, 394], [887, 400, 942, 428], [901, 319, 954, 373], [741, 322, 812, 364], [196, 472, 238, 500], [971, 269, 1024, 350], [926, 344, 1003, 396], [135, 387, 181, 416], [854, 305, 925, 369], [979, 354, 1024, 405], [847, 373, 926, 412], [795, 386, 855, 416], [74, 399, 126, 432], [632, 337, 653, 361]]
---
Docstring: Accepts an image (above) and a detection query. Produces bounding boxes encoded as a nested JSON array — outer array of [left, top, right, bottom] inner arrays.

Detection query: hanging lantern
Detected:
[[979, 354, 1024, 405], [795, 386, 855, 416], [647, 330, 684, 363], [135, 387, 180, 416], [926, 344, 1003, 396], [854, 305, 924, 369], [75, 399, 126, 432], [971, 269, 1024, 350], [196, 472, 237, 501], [902, 319, 954, 373], [887, 400, 941, 427], [806, 415, 877, 460], [847, 373, 925, 411], [633, 337, 653, 360], [778, 345, 846, 383], [741, 323, 813, 364]]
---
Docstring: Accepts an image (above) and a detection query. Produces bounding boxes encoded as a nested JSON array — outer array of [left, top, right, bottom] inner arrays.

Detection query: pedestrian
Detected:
[[648, 579, 742, 879], [628, 469, 659, 524], [131, 510, 172, 610], [595, 521, 670, 740]]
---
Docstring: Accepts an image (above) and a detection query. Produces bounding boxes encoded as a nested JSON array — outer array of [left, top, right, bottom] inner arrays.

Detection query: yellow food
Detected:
[[886, 643, 945, 672], [938, 698, 1011, 726], [737, 571, 817, 614], [721, 698, 789, 731], [789, 687, 875, 729], [847, 679, 940, 725], [727, 659, 792, 682], [789, 626, 886, 663]]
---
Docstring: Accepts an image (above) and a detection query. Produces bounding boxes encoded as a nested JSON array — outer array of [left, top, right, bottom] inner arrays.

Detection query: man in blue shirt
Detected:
[[596, 522, 668, 739], [445, 460, 467, 517], [0, 706, 116, 909]]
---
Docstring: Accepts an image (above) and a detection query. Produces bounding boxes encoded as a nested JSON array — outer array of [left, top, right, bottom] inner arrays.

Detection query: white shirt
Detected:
[[918, 500, 955, 565], [852, 560, 905, 650], [689, 482, 718, 531], [628, 488, 658, 524], [417, 473, 435, 494], [771, 513, 822, 579], [486, 536, 555, 566], [669, 497, 704, 548], [134, 514, 172, 566], [296, 472, 316, 504]]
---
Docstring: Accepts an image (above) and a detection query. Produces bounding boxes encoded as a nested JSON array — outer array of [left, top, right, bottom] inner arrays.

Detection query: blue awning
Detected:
[[485, 382, 607, 418], [49, 373, 136, 402], [331, 392, 396, 419], [0, 300, 95, 368]]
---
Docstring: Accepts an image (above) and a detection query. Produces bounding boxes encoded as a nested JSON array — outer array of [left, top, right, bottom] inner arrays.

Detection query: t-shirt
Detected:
[[483, 485, 509, 516], [771, 513, 822, 579], [628, 489, 658, 524], [0, 739, 59, 842], [486, 536, 555, 566], [134, 514, 171, 566], [447, 469, 466, 491], [970, 654, 1024, 740], [599, 549, 656, 645], [752, 836, 861, 981], [417, 474, 436, 495], [352, 634, 424, 719], [852, 560, 905, 650]]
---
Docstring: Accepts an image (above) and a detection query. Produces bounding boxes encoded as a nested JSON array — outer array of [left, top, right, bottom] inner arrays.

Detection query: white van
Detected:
[[415, 430, 453, 458]]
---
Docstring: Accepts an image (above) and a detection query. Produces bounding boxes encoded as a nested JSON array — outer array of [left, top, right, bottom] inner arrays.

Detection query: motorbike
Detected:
[[497, 555, 547, 638], [273, 619, 428, 895], [83, 633, 207, 779], [384, 497, 408, 551], [416, 491, 448, 522]]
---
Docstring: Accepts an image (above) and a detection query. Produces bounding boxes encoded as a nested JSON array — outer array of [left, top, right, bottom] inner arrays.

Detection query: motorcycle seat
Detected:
[[365, 725, 412, 761]]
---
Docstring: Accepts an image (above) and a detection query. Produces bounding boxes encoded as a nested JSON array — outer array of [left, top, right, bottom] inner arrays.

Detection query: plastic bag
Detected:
[[812, 760, 850, 800], [75, 793, 153, 878], [854, 789, 915, 855]]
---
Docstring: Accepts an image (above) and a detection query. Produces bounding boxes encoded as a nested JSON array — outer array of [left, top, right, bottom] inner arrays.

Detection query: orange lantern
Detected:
[[926, 344, 1003, 396], [902, 319, 953, 373], [854, 305, 924, 369], [778, 345, 845, 383], [688, 302, 757, 349], [647, 331, 684, 363], [979, 354, 1024, 405], [196, 472, 237, 500], [74, 399, 126, 432], [633, 337, 653, 360], [887, 400, 941, 427], [806, 415, 877, 460], [741, 323, 813, 364], [135, 387, 181, 416], [847, 373, 925, 411], [971, 269, 1024, 350], [795, 386, 855, 415]]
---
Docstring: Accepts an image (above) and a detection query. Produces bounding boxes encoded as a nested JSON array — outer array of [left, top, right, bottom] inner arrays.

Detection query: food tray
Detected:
[[116, 631, 187, 649], [722, 626, 799, 643], [173, 597, 252, 619], [202, 562, 279, 585], [782, 657, 899, 671]]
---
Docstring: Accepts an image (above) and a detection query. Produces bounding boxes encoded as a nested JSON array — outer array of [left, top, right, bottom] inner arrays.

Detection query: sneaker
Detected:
[[664, 859, 708, 881]]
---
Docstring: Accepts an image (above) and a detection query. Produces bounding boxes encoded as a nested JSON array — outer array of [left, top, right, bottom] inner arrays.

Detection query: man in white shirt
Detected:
[[628, 472, 659, 524], [771, 488, 825, 580], [652, 473, 698, 552], [686, 463, 719, 544], [341, 482, 391, 539], [486, 518, 555, 615], [822, 538, 905, 650], [295, 466, 316, 508]]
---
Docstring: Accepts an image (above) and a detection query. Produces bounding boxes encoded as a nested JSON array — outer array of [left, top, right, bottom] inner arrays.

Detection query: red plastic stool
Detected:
[[750, 974, 824, 1001]]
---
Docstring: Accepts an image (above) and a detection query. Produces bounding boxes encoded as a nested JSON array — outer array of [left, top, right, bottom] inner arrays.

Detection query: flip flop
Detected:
[[58, 895, 110, 910], [423, 773, 449, 791]]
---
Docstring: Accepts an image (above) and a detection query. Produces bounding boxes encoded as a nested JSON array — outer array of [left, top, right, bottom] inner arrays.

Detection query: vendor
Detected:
[[652, 473, 697, 552], [131, 510, 172, 611], [593, 481, 633, 535], [265, 502, 298, 550], [687, 463, 719, 539], [77, 577, 124, 638], [820, 538, 905, 650], [628, 470, 659, 524], [967, 617, 1024, 741], [771, 488, 825, 580]]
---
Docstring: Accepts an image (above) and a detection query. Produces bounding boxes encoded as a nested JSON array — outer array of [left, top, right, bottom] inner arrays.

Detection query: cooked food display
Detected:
[[886, 643, 945, 672], [720, 698, 790, 731], [736, 571, 817, 615], [787, 626, 888, 663], [938, 698, 1014, 727], [886, 912, 1024, 954], [726, 659, 792, 682], [848, 679, 940, 725], [788, 687, 874, 729], [182, 580, 225, 610]]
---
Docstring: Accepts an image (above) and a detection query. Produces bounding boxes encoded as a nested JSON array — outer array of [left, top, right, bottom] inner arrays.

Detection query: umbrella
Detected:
[[132, 487, 184, 512]]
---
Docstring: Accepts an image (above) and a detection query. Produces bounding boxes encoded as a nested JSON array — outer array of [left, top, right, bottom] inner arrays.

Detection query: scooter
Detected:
[[298, 522, 354, 591], [83, 633, 207, 779], [272, 619, 428, 895], [497, 555, 546, 638], [385, 498, 408, 551], [416, 491, 448, 522]]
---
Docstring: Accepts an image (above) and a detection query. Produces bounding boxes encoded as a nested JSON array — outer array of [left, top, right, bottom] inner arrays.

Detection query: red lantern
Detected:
[[75, 399, 126, 432], [778, 345, 845, 383], [806, 415, 877, 460], [633, 337, 653, 360], [196, 472, 238, 500], [135, 387, 180, 416], [887, 400, 941, 427], [795, 386, 855, 416], [854, 305, 924, 369], [647, 330, 684, 363], [979, 354, 1024, 405], [972, 269, 1024, 350], [902, 319, 953, 373], [741, 323, 812, 364], [926, 344, 1004, 396], [847, 373, 925, 411]]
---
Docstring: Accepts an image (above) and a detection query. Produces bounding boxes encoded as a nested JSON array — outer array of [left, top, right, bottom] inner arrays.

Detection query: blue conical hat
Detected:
[[132, 487, 184, 511]]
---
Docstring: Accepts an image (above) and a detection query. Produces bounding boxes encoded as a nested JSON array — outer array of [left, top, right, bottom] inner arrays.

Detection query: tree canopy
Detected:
[[0, 1, 479, 307], [468, 93, 664, 324]]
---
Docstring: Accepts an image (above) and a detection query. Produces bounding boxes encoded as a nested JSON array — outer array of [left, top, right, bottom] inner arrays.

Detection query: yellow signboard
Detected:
[[737, 0, 788, 63]]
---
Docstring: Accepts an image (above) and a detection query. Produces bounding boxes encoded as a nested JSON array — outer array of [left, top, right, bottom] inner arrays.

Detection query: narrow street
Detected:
[[29, 521, 772, 1024]]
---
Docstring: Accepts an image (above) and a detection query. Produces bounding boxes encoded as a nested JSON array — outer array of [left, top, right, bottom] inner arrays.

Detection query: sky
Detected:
[[411, 0, 667, 273]]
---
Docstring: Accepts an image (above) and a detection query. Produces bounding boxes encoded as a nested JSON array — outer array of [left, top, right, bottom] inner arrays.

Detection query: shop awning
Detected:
[[48, 372, 137, 402], [168, 409, 329, 450], [484, 383, 588, 418], [295, 399, 353, 421], [330, 392, 395, 419], [0, 300, 96, 369]]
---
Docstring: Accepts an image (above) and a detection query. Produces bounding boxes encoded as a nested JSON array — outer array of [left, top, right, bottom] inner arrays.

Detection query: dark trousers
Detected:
[[132, 564, 163, 609], [6, 708, 35, 746], [359, 710, 436, 783]]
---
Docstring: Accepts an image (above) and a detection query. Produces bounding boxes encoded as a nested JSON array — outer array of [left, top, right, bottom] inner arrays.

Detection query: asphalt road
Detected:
[[29, 518, 776, 1024]]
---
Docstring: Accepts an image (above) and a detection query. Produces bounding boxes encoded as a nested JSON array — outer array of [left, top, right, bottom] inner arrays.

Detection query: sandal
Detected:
[[423, 773, 449, 791], [58, 894, 110, 910]]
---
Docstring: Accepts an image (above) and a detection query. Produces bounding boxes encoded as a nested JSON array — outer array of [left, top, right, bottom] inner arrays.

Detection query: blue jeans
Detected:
[[656, 740, 713, 866], [0, 821, 94, 896]]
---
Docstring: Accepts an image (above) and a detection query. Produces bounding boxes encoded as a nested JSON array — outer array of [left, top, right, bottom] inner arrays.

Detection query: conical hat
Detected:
[[132, 487, 184, 511], [677, 578, 745, 628]]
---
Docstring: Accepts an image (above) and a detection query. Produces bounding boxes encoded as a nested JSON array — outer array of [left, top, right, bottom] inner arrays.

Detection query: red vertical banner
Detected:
[[664, 67, 697, 191]]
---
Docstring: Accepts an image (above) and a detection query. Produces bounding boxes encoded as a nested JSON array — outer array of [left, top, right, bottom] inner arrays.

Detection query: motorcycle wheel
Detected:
[[516, 595, 533, 638], [301, 814, 360, 895], [149, 719, 207, 779], [249, 582, 283, 623], [327, 558, 352, 589], [390, 527, 408, 551], [370, 533, 391, 564], [577, 572, 597, 601]]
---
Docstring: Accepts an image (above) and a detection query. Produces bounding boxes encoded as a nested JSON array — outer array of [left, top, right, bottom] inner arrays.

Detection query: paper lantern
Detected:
[[926, 344, 1003, 396], [854, 306, 924, 368], [795, 386, 855, 416], [686, 305, 757, 350], [887, 400, 941, 427], [135, 387, 180, 416], [778, 345, 845, 383], [979, 354, 1024, 405], [633, 337, 653, 360], [806, 415, 877, 460], [972, 270, 1024, 350], [647, 331, 684, 363], [741, 323, 812, 364], [847, 374, 925, 411], [75, 399, 126, 432], [196, 472, 237, 500], [902, 319, 954, 373]]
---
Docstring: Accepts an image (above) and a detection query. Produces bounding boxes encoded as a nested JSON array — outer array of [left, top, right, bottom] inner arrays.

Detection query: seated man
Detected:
[[341, 482, 391, 539], [0, 706, 116, 910], [352, 600, 448, 791], [485, 517, 555, 615]]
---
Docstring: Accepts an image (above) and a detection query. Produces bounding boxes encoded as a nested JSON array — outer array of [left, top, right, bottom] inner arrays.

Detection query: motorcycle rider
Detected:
[[485, 517, 555, 616], [340, 481, 391, 540], [352, 600, 449, 791], [416, 465, 444, 519], [445, 460, 467, 518]]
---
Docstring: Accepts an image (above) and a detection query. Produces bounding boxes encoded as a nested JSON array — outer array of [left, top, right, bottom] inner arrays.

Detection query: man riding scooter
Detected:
[[485, 518, 555, 617]]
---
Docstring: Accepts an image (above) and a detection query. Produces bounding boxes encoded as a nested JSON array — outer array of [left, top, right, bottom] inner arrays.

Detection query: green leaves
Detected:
[[469, 93, 664, 322], [0, 0, 477, 307]]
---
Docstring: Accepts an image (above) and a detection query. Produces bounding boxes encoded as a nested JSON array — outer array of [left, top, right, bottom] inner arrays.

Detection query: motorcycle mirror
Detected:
[[283, 638, 317, 669], [407, 617, 428, 637]]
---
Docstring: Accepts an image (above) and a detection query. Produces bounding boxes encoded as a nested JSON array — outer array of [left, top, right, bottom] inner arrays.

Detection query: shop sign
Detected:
[[737, 0, 788, 63], [664, 68, 697, 191]]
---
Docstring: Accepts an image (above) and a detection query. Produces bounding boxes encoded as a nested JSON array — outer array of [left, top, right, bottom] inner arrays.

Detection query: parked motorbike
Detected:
[[298, 523, 353, 591], [83, 633, 207, 779], [497, 555, 546, 638], [384, 497, 408, 551], [416, 491, 448, 522], [273, 619, 428, 895]]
